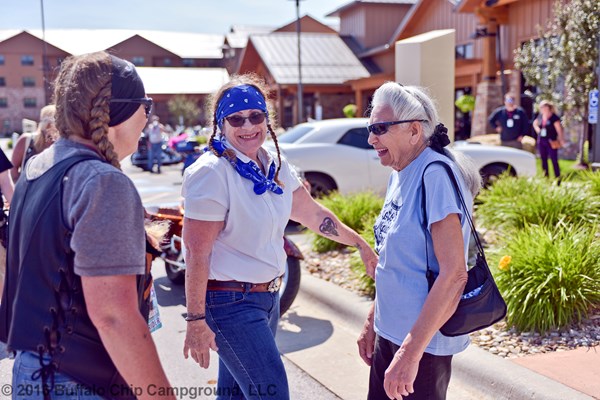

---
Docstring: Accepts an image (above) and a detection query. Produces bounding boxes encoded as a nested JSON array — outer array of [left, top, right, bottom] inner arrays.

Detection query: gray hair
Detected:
[[371, 82, 481, 197]]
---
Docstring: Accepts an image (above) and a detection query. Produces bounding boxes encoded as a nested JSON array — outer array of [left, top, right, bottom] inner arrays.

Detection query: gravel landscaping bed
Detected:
[[299, 243, 600, 359]]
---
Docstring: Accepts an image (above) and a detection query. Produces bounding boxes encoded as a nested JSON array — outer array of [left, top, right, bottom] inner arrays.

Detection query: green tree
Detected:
[[514, 0, 599, 161], [167, 95, 201, 127]]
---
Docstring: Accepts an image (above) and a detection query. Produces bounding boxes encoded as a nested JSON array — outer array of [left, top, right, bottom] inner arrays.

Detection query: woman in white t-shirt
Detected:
[[182, 74, 378, 399]]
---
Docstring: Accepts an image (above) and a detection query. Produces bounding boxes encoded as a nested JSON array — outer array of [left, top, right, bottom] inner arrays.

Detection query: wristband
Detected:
[[184, 313, 206, 322]]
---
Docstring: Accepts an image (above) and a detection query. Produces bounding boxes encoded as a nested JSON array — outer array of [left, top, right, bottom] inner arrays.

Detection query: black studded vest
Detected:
[[0, 155, 146, 400]]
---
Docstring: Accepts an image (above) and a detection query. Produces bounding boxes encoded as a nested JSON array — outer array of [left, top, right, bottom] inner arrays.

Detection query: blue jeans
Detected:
[[205, 287, 288, 400], [147, 142, 162, 172], [12, 351, 105, 399]]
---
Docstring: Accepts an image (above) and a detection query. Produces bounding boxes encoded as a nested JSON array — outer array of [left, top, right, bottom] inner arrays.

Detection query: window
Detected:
[[21, 55, 34, 66], [456, 43, 474, 60], [338, 127, 371, 149], [0, 98, 8, 108], [132, 57, 144, 66], [164, 57, 172, 66], [279, 125, 314, 143], [0, 77, 5, 87], [0, 55, 4, 65], [22, 77, 35, 87], [182, 58, 194, 67], [23, 98, 37, 108]]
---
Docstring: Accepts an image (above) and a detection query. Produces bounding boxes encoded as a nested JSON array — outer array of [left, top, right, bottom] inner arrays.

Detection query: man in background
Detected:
[[146, 115, 166, 173], [488, 94, 532, 149]]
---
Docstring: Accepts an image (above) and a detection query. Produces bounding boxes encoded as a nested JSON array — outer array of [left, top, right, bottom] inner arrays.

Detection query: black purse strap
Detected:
[[421, 161, 485, 279]]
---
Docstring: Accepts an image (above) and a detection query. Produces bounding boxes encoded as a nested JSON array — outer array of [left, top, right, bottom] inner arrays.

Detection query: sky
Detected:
[[0, 0, 350, 34]]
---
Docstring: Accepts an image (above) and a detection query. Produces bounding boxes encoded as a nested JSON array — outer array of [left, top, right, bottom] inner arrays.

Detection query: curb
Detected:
[[299, 272, 594, 400]]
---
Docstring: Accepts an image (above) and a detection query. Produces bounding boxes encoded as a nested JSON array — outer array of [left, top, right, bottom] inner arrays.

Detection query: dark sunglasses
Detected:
[[367, 119, 426, 136], [110, 97, 154, 118], [225, 112, 266, 128]]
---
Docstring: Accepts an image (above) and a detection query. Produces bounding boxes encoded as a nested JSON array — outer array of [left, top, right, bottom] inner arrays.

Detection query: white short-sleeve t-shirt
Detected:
[[182, 145, 302, 283]]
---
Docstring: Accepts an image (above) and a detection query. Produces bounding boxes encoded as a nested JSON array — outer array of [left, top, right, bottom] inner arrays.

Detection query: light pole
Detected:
[[292, 0, 305, 124]]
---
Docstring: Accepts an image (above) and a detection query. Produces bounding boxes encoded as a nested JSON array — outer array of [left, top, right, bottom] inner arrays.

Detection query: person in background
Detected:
[[532, 100, 564, 179], [0, 51, 174, 400], [11, 105, 59, 181], [182, 73, 378, 399], [0, 147, 13, 300], [488, 94, 531, 149], [357, 82, 482, 400], [146, 115, 166, 173]]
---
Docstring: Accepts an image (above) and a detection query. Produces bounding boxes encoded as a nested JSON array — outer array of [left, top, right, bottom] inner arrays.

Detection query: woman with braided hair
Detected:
[[0, 51, 174, 399], [181, 73, 378, 399], [356, 82, 482, 400]]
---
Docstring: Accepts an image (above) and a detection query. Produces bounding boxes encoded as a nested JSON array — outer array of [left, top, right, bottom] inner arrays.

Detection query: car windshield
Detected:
[[278, 125, 314, 143]]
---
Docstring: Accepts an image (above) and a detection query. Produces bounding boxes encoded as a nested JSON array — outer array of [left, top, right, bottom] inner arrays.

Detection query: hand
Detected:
[[517, 136, 524, 142], [495, 127, 501, 133], [359, 245, 378, 279], [357, 316, 376, 366], [383, 348, 421, 399], [183, 320, 218, 369]]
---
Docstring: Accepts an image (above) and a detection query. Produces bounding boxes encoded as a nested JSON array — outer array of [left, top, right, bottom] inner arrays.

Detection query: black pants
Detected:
[[368, 335, 453, 400]]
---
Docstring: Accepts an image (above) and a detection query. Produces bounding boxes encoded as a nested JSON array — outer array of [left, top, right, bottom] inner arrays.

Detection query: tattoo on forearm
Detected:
[[319, 217, 339, 236]]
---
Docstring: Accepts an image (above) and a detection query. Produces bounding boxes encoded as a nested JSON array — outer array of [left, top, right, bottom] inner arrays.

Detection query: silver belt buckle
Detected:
[[267, 277, 281, 293]]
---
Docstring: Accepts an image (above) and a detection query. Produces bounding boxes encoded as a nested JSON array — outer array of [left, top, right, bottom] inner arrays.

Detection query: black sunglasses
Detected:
[[225, 112, 266, 128], [367, 119, 426, 136], [110, 97, 153, 118]]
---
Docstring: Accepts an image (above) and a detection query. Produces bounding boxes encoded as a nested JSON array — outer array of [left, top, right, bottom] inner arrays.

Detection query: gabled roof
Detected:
[[0, 30, 70, 55], [20, 29, 224, 58], [136, 67, 229, 95], [357, 0, 459, 58], [246, 32, 370, 85], [274, 15, 337, 34], [327, 0, 418, 17], [226, 25, 274, 49]]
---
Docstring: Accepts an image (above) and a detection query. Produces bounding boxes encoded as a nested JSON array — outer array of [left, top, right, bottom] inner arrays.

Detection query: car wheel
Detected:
[[305, 173, 336, 197], [481, 164, 514, 187]]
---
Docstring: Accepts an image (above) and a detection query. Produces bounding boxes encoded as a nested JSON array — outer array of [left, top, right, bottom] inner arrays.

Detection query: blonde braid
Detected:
[[89, 79, 120, 169], [267, 123, 283, 186]]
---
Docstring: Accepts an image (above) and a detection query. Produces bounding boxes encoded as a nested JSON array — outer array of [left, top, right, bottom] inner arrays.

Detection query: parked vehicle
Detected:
[[146, 206, 303, 316], [173, 139, 203, 173], [131, 134, 183, 171], [267, 118, 537, 197]]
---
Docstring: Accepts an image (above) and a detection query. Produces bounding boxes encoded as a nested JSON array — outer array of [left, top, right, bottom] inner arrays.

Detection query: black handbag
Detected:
[[421, 161, 507, 337]]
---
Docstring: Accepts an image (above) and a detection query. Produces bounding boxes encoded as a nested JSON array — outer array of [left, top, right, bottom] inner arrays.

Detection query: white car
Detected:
[[267, 118, 536, 196]]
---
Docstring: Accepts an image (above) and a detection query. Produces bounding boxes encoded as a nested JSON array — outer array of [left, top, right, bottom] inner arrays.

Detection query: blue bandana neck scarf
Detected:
[[209, 139, 283, 196]]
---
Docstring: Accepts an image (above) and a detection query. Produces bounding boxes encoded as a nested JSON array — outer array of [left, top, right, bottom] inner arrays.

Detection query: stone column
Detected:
[[471, 80, 503, 136]]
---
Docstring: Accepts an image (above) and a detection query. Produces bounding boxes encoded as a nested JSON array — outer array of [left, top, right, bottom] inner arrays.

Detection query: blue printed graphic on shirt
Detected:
[[374, 186, 402, 253]]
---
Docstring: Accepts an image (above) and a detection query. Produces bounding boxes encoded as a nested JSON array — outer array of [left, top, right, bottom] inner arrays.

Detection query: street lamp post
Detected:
[[292, 0, 305, 124], [40, 0, 49, 104]]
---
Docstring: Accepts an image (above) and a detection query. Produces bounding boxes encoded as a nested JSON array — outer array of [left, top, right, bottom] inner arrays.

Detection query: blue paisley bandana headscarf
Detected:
[[209, 138, 283, 195], [215, 85, 268, 129]]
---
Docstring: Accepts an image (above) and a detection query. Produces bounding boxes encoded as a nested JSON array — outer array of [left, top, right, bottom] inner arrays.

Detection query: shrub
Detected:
[[493, 222, 600, 333], [476, 175, 600, 237], [343, 104, 357, 118], [311, 191, 383, 253]]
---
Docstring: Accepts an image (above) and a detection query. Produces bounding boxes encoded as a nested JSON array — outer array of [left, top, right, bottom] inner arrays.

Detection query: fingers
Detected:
[[210, 338, 219, 352], [357, 341, 372, 366]]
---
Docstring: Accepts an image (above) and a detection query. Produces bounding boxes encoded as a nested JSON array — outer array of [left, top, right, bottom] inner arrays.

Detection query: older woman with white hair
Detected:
[[357, 82, 482, 400]]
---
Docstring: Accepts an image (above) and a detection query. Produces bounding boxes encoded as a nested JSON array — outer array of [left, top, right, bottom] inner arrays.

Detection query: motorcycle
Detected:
[[131, 134, 183, 171], [146, 206, 303, 316]]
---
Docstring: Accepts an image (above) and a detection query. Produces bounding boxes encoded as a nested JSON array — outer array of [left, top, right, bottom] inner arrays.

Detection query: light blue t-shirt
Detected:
[[373, 148, 472, 356]]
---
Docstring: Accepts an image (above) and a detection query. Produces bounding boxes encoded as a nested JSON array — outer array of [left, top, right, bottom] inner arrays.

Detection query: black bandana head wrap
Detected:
[[108, 55, 146, 127]]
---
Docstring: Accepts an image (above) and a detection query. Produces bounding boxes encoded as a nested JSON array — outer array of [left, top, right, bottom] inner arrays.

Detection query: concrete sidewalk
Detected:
[[287, 271, 597, 399]]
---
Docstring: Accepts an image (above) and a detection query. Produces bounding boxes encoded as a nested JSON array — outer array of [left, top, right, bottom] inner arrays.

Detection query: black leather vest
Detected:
[[0, 155, 144, 400]]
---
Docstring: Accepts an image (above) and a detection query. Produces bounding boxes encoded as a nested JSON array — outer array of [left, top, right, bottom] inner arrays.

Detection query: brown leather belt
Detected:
[[207, 276, 282, 293]]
